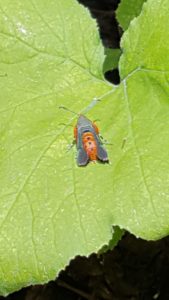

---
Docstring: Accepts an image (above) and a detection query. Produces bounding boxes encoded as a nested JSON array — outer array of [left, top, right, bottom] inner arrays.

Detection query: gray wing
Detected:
[[77, 148, 89, 166], [97, 145, 109, 162]]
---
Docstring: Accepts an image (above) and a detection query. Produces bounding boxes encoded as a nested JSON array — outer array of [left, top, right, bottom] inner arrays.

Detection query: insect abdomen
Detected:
[[82, 132, 97, 161]]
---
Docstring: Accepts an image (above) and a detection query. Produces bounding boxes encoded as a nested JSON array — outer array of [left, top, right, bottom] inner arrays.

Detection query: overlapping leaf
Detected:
[[116, 0, 147, 30]]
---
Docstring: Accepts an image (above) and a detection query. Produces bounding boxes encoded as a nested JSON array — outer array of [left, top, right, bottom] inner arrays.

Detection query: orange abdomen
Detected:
[[82, 132, 97, 161]]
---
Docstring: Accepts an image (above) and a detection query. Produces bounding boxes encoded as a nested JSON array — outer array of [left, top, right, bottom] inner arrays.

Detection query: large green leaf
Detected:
[[0, 0, 169, 295], [116, 0, 147, 31], [0, 0, 112, 295]]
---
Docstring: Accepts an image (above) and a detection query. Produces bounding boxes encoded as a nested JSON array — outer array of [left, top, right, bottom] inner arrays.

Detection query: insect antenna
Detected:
[[59, 106, 79, 116], [58, 122, 73, 128]]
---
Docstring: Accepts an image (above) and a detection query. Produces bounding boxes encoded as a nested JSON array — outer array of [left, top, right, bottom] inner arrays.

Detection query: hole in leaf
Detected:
[[105, 68, 120, 85]]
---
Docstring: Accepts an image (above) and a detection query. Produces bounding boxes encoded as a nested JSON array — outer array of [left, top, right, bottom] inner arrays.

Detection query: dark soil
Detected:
[[78, 0, 122, 84], [78, 0, 121, 48], [2, 1, 168, 299]]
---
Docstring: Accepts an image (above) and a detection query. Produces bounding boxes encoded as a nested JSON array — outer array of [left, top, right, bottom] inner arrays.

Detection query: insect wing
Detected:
[[77, 148, 89, 166], [77, 114, 92, 128], [97, 144, 109, 162]]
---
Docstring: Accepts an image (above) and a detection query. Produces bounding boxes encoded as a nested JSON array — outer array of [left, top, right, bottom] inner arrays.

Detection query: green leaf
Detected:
[[116, 0, 147, 31], [119, 0, 169, 78], [103, 48, 121, 73], [0, 0, 169, 296], [0, 0, 112, 295]]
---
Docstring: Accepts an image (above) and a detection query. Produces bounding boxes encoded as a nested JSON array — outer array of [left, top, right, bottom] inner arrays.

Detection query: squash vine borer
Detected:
[[74, 114, 109, 166], [59, 106, 109, 166]]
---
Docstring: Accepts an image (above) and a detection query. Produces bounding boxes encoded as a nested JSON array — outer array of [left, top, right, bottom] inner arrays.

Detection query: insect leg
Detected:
[[99, 135, 113, 145], [67, 139, 76, 152]]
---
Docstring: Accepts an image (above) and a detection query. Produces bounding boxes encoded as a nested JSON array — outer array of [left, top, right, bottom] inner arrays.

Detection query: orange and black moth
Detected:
[[74, 115, 109, 166]]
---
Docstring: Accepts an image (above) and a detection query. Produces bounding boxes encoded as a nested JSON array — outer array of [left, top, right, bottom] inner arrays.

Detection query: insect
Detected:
[[59, 106, 109, 166], [74, 114, 109, 166]]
